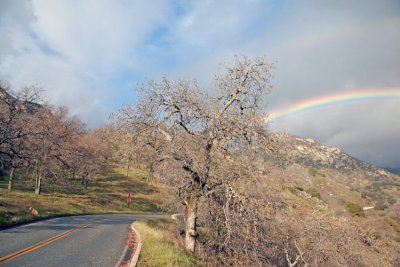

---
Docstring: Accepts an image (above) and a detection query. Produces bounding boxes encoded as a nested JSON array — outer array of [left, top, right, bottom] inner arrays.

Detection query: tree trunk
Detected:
[[33, 164, 38, 189], [81, 172, 86, 185], [148, 163, 154, 183], [35, 173, 42, 195], [34, 173, 38, 190], [85, 173, 90, 189], [72, 168, 76, 179], [126, 163, 130, 178], [184, 194, 199, 254], [8, 167, 15, 191]]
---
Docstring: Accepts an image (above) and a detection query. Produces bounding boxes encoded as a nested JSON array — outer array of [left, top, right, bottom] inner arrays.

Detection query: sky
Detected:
[[0, 0, 399, 168]]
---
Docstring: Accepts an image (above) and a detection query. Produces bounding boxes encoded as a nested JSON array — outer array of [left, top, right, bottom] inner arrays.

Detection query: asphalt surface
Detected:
[[0, 214, 168, 267]]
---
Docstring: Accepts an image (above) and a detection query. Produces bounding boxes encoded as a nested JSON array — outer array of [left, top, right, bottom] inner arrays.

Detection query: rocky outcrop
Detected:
[[273, 133, 394, 179]]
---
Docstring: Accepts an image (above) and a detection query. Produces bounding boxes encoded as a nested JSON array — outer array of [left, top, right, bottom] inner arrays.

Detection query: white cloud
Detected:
[[31, 0, 169, 72], [0, 0, 171, 126]]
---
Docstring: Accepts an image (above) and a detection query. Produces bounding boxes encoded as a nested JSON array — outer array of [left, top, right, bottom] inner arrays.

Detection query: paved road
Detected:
[[0, 214, 168, 267]]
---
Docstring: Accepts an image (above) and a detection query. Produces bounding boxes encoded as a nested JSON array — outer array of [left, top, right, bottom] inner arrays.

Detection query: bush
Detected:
[[346, 202, 365, 217], [306, 187, 321, 199], [361, 191, 377, 199], [374, 201, 388, 211], [387, 196, 397, 205]]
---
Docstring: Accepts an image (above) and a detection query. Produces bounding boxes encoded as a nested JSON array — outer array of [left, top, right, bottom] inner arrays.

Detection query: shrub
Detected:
[[369, 183, 381, 192], [306, 187, 321, 199], [374, 201, 388, 211], [346, 202, 365, 217], [387, 196, 397, 205], [361, 191, 376, 199]]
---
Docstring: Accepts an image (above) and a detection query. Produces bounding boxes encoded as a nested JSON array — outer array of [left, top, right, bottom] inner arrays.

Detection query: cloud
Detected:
[[269, 100, 400, 167], [31, 0, 169, 72], [0, 0, 170, 126], [0, 1, 35, 61], [0, 0, 399, 167]]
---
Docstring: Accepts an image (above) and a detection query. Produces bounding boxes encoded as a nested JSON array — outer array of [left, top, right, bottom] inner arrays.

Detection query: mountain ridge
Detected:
[[267, 132, 399, 229], [272, 132, 396, 178]]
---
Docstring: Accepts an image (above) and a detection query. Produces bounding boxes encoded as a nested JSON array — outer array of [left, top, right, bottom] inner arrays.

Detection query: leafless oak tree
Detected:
[[0, 85, 42, 190], [114, 56, 274, 254]]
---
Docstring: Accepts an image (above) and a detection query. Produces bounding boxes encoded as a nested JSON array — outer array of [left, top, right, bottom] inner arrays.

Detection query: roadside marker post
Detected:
[[127, 191, 132, 208]]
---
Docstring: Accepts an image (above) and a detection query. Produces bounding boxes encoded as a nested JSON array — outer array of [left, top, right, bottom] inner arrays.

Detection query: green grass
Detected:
[[0, 163, 166, 228], [135, 219, 202, 267]]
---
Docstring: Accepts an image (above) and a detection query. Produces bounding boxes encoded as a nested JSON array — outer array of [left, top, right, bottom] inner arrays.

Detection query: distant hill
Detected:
[[272, 133, 388, 174], [270, 132, 399, 210], [262, 132, 400, 244]]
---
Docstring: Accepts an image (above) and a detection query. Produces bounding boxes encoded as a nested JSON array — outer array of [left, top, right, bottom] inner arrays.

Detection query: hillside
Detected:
[[0, 165, 166, 227], [266, 132, 400, 242]]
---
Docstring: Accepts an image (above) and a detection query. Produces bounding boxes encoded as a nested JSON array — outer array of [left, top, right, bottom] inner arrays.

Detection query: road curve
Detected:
[[0, 214, 168, 267]]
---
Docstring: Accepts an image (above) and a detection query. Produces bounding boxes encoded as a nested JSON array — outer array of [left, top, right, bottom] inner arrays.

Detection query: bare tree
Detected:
[[27, 106, 84, 194], [0, 85, 42, 190], [114, 56, 274, 253], [0, 85, 91, 193], [107, 130, 136, 178], [74, 129, 108, 185]]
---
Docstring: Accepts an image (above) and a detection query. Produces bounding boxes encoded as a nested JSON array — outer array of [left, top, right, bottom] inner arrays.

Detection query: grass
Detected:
[[384, 216, 400, 234], [383, 216, 400, 243], [0, 163, 166, 228], [135, 219, 202, 267]]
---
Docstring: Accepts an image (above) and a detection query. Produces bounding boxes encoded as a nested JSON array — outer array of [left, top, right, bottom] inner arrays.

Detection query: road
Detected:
[[0, 214, 168, 267]]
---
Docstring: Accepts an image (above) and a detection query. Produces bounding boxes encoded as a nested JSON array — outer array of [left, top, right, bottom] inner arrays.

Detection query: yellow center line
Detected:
[[0, 219, 103, 265]]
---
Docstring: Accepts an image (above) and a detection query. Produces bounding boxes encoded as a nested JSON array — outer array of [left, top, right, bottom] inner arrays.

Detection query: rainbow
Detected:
[[265, 88, 400, 122]]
